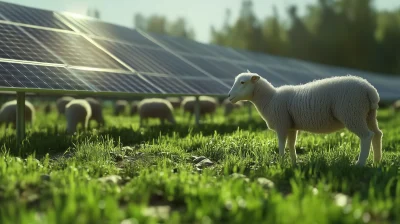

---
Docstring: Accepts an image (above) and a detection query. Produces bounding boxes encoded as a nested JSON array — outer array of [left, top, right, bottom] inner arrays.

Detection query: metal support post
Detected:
[[16, 92, 25, 148], [194, 96, 200, 126]]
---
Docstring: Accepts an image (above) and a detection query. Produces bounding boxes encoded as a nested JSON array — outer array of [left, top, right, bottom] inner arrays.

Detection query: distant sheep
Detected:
[[44, 103, 51, 115], [222, 98, 243, 116], [85, 97, 105, 128], [130, 101, 139, 116], [166, 97, 182, 109], [138, 98, 176, 126], [0, 100, 35, 128], [56, 96, 74, 116], [114, 100, 128, 116], [228, 72, 382, 166], [65, 99, 92, 134], [392, 100, 400, 112], [181, 96, 218, 122]]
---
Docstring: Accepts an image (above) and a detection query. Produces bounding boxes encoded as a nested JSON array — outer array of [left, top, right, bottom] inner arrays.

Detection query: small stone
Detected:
[[98, 175, 122, 184], [40, 174, 51, 182], [257, 177, 275, 189], [195, 159, 214, 168], [122, 146, 134, 152], [192, 156, 208, 163]]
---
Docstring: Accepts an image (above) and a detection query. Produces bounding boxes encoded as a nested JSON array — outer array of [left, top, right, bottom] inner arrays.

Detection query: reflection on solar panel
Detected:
[[0, 62, 90, 91], [183, 79, 230, 95], [0, 2, 71, 30], [71, 69, 162, 94], [97, 39, 205, 77], [143, 75, 200, 94], [185, 57, 244, 79], [25, 28, 125, 69], [0, 24, 61, 63]]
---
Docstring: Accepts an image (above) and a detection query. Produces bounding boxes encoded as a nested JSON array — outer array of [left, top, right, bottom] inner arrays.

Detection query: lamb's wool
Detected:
[[181, 96, 218, 121], [65, 99, 92, 134], [130, 101, 139, 116], [114, 100, 128, 116], [0, 100, 35, 128], [85, 97, 105, 127], [166, 97, 182, 109], [228, 72, 382, 166], [56, 96, 74, 116], [138, 98, 175, 126]]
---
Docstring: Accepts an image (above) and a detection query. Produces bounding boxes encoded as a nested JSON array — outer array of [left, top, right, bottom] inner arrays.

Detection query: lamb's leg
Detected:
[[276, 129, 288, 161], [343, 118, 374, 166], [286, 129, 298, 165], [367, 109, 383, 163]]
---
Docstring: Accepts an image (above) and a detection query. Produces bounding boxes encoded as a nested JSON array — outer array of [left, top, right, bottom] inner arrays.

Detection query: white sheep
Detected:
[[228, 72, 383, 166], [114, 100, 128, 116], [130, 100, 139, 116], [222, 98, 243, 116], [391, 100, 400, 112], [138, 98, 176, 126], [0, 100, 35, 128], [166, 97, 182, 109], [181, 96, 218, 122], [56, 96, 75, 117], [65, 99, 92, 134], [85, 97, 105, 128]]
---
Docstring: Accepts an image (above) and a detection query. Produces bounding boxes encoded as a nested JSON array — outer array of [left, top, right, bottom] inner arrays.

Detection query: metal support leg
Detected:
[[194, 96, 200, 126], [248, 102, 252, 122], [16, 92, 25, 148]]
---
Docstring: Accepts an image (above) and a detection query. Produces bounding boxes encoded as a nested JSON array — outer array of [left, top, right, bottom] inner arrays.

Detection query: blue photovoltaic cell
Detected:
[[185, 56, 244, 79], [25, 28, 125, 69], [142, 75, 200, 94], [0, 62, 90, 91], [97, 39, 205, 77], [72, 69, 162, 94], [0, 24, 62, 64], [0, 2, 72, 30], [182, 79, 230, 95], [61, 14, 160, 48]]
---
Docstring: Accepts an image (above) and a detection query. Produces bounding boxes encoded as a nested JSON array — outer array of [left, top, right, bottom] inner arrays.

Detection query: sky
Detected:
[[2, 0, 400, 43]]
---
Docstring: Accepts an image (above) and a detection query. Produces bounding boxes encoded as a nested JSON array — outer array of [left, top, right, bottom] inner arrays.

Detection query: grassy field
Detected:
[[1, 101, 400, 224]]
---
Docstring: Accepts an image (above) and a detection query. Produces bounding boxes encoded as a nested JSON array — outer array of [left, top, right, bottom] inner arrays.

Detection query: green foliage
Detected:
[[211, 0, 400, 75], [0, 102, 399, 223]]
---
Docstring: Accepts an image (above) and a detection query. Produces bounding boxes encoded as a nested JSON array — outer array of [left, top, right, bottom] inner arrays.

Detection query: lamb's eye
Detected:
[[240, 81, 245, 84]]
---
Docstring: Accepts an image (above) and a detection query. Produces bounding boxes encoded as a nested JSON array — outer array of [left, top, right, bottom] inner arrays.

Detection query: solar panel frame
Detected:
[[0, 1, 72, 30]]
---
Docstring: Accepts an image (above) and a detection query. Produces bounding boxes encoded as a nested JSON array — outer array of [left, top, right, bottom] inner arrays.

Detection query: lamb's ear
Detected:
[[251, 75, 260, 83]]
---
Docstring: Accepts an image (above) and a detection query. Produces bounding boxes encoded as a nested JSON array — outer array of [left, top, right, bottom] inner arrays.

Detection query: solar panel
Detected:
[[25, 28, 125, 69], [72, 69, 162, 94], [96, 39, 206, 77], [0, 62, 91, 91], [61, 14, 161, 48], [142, 75, 201, 94], [0, 2, 72, 30], [185, 56, 244, 79], [0, 23, 62, 63], [182, 78, 230, 95]]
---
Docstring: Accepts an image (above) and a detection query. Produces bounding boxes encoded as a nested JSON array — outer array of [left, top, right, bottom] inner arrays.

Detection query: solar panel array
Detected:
[[0, 2, 399, 100]]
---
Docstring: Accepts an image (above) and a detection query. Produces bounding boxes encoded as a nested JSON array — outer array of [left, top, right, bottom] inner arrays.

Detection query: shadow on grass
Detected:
[[1, 119, 267, 158]]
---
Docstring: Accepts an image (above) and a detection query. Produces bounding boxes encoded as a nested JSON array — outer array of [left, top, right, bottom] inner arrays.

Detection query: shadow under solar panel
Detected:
[[0, 2, 72, 30]]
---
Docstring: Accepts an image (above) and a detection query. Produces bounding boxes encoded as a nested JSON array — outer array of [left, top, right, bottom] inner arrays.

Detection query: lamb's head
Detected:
[[228, 72, 260, 103]]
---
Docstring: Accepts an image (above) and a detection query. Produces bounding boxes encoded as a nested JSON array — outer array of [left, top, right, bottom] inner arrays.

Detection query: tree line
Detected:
[[87, 0, 400, 75]]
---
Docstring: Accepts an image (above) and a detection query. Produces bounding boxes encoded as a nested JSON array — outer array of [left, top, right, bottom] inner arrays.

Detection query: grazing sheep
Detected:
[[181, 96, 218, 122], [56, 96, 74, 116], [166, 97, 182, 109], [392, 100, 400, 112], [0, 100, 35, 128], [65, 99, 92, 134], [114, 100, 128, 116], [222, 98, 243, 116], [85, 97, 105, 128], [228, 72, 382, 166], [130, 101, 139, 116], [138, 98, 176, 126], [44, 103, 51, 115]]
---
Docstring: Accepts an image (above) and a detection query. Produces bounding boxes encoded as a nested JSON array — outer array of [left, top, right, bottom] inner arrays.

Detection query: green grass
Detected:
[[0, 103, 400, 224]]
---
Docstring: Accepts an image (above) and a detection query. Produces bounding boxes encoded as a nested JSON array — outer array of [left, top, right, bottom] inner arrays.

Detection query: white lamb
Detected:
[[228, 72, 383, 166], [65, 99, 92, 134], [138, 98, 176, 126], [56, 96, 75, 116], [0, 100, 35, 128]]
